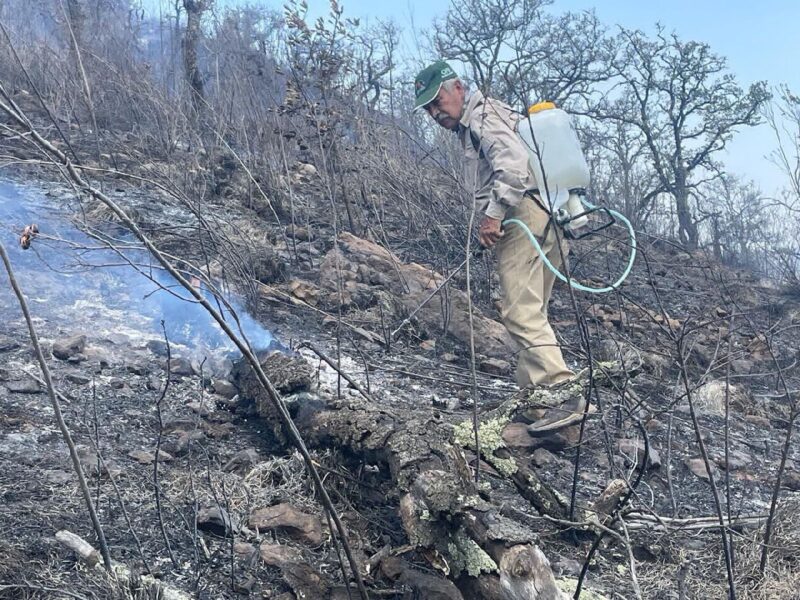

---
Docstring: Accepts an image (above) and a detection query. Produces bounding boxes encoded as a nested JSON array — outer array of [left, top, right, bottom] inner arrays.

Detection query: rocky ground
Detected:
[[1, 152, 800, 600]]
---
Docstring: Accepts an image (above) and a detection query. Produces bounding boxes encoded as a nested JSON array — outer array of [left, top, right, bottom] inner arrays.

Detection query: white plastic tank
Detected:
[[517, 101, 589, 229]]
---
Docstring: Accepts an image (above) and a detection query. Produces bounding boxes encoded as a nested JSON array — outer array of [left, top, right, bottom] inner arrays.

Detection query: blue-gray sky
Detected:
[[145, 0, 800, 196]]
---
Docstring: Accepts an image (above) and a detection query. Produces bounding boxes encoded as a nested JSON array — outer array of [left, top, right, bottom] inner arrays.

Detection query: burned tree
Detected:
[[597, 27, 769, 249], [765, 86, 800, 288], [766, 85, 800, 215], [65, 0, 86, 66], [433, 0, 612, 106], [693, 175, 772, 268], [579, 118, 663, 229], [182, 0, 211, 114], [433, 0, 548, 93]]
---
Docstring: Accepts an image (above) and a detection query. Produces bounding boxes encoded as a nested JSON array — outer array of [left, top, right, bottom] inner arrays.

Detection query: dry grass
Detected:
[[633, 497, 800, 600], [731, 497, 800, 600]]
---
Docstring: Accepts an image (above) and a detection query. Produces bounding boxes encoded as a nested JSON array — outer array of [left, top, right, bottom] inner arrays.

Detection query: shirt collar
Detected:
[[459, 89, 485, 129]]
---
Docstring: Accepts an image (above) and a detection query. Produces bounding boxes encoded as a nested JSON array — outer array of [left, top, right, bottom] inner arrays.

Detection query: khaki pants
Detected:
[[495, 196, 574, 387]]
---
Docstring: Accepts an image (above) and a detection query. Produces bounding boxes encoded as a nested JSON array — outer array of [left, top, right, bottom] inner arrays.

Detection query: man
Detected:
[[413, 60, 584, 433]]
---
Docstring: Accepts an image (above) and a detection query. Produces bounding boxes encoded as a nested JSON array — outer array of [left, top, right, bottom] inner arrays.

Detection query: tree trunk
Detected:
[[182, 0, 208, 115], [674, 170, 698, 249], [234, 350, 578, 599], [295, 394, 570, 599], [64, 0, 86, 81], [711, 215, 722, 260]]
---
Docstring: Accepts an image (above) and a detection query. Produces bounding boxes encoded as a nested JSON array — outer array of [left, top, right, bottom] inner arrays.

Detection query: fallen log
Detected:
[[234, 348, 637, 597], [292, 394, 570, 599]]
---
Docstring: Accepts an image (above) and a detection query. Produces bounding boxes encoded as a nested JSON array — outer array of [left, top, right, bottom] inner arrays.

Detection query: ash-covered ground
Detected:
[[2, 175, 800, 600]]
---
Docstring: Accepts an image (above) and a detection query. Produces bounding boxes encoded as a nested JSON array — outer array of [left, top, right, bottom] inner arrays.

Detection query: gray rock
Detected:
[[249, 503, 323, 546], [686, 457, 716, 482], [66, 373, 91, 385], [169, 357, 194, 377], [7, 379, 42, 394], [197, 506, 237, 537], [212, 379, 238, 399], [532, 447, 558, 467], [479, 357, 511, 376], [0, 336, 21, 352], [782, 470, 800, 492], [223, 448, 260, 473], [105, 332, 132, 345], [128, 449, 174, 465], [617, 438, 661, 469], [146, 339, 169, 357], [52, 334, 87, 360], [126, 363, 147, 376]]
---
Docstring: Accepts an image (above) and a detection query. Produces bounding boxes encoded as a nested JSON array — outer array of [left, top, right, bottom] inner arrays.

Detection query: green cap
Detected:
[[413, 60, 458, 111]]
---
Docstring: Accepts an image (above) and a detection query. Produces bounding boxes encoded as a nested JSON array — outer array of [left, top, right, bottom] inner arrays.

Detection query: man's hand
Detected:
[[479, 216, 504, 248]]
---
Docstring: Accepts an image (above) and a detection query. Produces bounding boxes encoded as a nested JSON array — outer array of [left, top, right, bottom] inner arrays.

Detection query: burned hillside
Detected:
[[1, 1, 800, 600]]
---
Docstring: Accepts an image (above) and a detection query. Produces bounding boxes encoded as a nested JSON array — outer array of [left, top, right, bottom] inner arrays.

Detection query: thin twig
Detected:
[[154, 321, 179, 568]]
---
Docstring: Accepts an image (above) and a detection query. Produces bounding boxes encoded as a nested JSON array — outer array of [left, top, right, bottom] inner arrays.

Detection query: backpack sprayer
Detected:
[[514, 101, 637, 294], [391, 102, 637, 337]]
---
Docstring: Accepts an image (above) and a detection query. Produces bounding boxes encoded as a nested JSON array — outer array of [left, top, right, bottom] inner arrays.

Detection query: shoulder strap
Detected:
[[468, 128, 485, 159]]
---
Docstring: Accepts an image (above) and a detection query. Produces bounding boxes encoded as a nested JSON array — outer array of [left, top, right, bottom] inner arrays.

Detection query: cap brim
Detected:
[[412, 82, 443, 112]]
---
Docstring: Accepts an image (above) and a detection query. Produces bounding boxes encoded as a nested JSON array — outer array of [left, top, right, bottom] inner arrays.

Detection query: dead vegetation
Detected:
[[0, 1, 799, 599]]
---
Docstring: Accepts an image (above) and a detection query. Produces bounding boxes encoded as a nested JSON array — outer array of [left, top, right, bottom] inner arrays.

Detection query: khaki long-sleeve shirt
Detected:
[[458, 90, 537, 221]]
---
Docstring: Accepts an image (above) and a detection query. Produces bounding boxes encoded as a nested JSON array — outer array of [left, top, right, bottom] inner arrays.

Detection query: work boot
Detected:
[[526, 395, 593, 436]]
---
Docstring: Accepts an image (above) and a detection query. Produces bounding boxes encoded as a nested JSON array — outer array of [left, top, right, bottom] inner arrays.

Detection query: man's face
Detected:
[[424, 80, 465, 131]]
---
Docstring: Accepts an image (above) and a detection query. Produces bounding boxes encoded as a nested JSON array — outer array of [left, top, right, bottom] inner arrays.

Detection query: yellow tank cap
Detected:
[[528, 101, 556, 114]]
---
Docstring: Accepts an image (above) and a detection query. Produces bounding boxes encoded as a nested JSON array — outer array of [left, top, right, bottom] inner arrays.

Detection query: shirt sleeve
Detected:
[[469, 101, 532, 220]]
